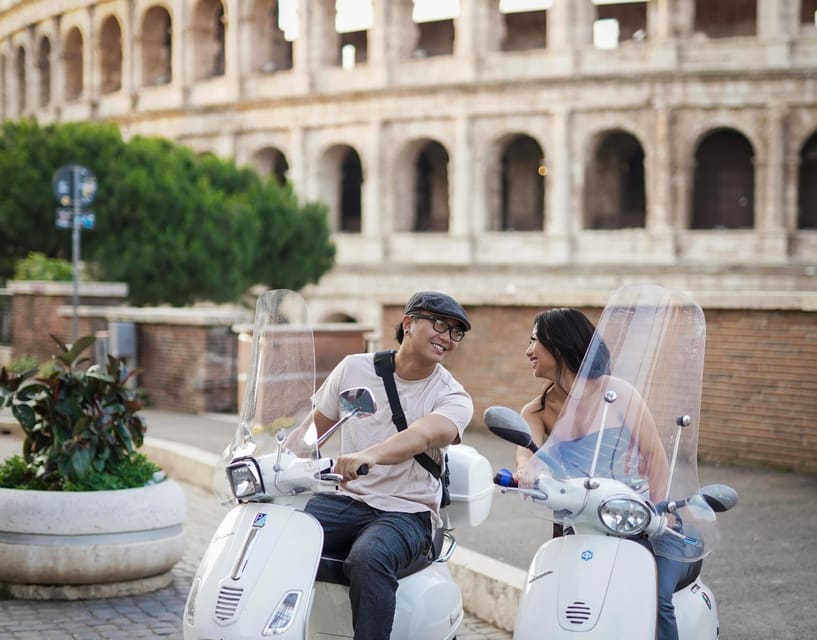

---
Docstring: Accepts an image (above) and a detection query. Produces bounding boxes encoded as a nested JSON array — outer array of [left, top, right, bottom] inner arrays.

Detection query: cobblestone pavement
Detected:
[[0, 433, 511, 640]]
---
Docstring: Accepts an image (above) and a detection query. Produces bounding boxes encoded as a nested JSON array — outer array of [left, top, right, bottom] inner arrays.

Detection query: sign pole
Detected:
[[72, 165, 81, 343]]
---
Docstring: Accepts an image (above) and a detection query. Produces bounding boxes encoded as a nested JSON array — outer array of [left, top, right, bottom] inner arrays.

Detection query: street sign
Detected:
[[79, 212, 95, 230], [52, 164, 97, 207], [55, 207, 73, 229]]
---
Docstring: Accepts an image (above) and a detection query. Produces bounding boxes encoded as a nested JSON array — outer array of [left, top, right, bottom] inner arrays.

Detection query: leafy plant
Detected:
[[13, 251, 73, 281], [0, 334, 159, 491]]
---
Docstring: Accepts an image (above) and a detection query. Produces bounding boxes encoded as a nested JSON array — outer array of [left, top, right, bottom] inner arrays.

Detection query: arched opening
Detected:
[[797, 133, 817, 229], [250, 0, 292, 72], [694, 0, 756, 38], [251, 146, 289, 185], [496, 134, 545, 231], [414, 141, 450, 232], [100, 15, 123, 94], [318, 144, 364, 232], [192, 0, 226, 80], [339, 148, 363, 232], [691, 129, 755, 229], [801, 0, 817, 27], [15, 46, 25, 113], [63, 27, 84, 101], [585, 130, 646, 229], [142, 5, 172, 86], [37, 37, 51, 107], [501, 5, 547, 52]]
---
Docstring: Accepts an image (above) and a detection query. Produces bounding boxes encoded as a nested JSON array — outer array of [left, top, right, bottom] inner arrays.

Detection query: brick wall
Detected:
[[382, 304, 817, 475]]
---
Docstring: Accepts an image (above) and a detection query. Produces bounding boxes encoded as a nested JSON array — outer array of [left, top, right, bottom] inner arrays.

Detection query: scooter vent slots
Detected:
[[564, 601, 592, 625], [215, 585, 244, 621]]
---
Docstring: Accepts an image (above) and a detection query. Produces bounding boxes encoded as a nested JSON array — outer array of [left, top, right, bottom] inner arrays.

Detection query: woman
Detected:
[[514, 307, 681, 640]]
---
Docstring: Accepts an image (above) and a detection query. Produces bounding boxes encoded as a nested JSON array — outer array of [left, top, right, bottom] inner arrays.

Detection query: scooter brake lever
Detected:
[[318, 473, 345, 483]]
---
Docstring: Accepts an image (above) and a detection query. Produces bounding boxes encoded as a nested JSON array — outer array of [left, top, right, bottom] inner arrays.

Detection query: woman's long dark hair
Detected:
[[533, 308, 610, 409]]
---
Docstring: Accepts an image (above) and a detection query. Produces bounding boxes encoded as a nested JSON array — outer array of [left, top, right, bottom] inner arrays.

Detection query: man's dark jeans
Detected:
[[305, 493, 432, 640]]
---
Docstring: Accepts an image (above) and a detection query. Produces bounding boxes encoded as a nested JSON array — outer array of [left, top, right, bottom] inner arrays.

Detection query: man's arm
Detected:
[[334, 414, 458, 480]]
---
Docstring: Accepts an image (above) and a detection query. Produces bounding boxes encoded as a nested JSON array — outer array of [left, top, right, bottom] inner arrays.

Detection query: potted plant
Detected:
[[0, 334, 186, 599]]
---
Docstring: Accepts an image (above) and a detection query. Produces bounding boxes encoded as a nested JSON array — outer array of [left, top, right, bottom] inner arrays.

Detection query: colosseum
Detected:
[[2, 0, 816, 469]]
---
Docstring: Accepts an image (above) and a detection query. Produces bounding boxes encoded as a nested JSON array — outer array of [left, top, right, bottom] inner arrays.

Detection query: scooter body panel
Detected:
[[674, 577, 719, 639], [184, 503, 323, 640], [307, 557, 462, 639], [514, 535, 657, 639]]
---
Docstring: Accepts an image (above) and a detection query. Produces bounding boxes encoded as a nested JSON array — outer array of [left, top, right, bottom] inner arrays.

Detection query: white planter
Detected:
[[0, 478, 186, 599]]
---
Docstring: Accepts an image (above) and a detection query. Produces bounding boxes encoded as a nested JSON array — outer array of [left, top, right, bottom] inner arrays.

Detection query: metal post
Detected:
[[72, 165, 80, 343]]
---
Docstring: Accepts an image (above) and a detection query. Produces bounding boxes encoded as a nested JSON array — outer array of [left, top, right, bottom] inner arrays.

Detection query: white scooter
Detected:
[[485, 284, 737, 639], [183, 289, 493, 640]]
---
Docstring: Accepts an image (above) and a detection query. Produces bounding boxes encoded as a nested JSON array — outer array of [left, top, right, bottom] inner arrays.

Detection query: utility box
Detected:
[[108, 322, 136, 359]]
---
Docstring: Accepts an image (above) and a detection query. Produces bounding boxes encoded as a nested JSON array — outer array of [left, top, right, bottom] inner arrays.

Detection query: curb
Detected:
[[142, 436, 523, 632]]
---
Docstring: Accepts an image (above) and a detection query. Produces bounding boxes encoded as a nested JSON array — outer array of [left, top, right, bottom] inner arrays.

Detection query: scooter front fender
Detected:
[[184, 503, 323, 640], [514, 535, 657, 639]]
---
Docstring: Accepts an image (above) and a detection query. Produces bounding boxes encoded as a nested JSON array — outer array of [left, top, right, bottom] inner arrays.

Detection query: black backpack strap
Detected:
[[373, 350, 441, 480]]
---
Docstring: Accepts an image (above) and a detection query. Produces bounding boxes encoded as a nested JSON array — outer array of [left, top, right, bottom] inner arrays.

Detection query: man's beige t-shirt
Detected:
[[313, 353, 473, 521]]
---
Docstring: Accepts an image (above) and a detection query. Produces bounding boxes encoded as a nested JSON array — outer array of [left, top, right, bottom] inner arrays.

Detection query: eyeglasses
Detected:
[[410, 314, 467, 342]]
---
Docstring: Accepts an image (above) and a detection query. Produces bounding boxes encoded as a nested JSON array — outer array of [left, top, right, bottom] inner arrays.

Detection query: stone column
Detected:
[[84, 3, 96, 105], [548, 0, 594, 50], [547, 107, 573, 242], [450, 113, 473, 238], [223, 0, 241, 89], [362, 119, 384, 237], [757, 0, 794, 66], [762, 106, 787, 232], [454, 0, 498, 62], [649, 104, 673, 233]]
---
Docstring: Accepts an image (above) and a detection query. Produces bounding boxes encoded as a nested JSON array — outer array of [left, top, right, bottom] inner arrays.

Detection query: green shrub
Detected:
[[0, 334, 158, 491], [13, 251, 73, 281]]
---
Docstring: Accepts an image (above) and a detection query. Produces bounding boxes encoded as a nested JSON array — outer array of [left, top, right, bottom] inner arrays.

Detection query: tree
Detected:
[[0, 120, 335, 305]]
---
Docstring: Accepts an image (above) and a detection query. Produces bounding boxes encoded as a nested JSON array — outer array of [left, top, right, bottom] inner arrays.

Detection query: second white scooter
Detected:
[[485, 284, 737, 639]]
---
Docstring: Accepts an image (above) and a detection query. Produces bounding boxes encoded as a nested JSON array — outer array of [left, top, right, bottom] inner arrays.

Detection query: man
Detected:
[[304, 290, 473, 640]]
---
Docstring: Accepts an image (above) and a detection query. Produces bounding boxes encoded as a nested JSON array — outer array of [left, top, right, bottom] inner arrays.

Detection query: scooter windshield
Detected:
[[522, 285, 718, 561], [213, 289, 318, 505]]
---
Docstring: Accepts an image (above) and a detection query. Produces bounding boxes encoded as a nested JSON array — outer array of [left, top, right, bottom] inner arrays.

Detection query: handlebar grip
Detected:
[[494, 468, 517, 488], [358, 464, 369, 476]]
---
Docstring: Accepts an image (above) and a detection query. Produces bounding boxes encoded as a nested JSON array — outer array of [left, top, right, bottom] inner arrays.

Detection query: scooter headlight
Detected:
[[598, 496, 650, 536], [227, 458, 265, 500]]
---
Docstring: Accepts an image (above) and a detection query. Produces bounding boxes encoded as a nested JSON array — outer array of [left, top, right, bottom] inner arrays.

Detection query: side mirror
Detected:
[[317, 387, 377, 447], [339, 387, 376, 419], [700, 484, 738, 513], [484, 406, 538, 453]]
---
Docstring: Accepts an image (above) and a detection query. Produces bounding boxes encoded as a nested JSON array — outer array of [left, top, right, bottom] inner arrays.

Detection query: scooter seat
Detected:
[[315, 528, 444, 586]]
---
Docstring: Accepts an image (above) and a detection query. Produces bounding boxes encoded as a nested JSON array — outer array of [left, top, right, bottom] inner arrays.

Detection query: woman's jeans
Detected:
[[305, 493, 432, 640]]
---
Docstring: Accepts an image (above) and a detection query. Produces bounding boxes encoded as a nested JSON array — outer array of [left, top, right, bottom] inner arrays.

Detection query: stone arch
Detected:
[[801, 0, 817, 28], [141, 5, 172, 86], [37, 35, 51, 107], [250, 146, 289, 185], [317, 144, 364, 233], [322, 311, 357, 323], [694, 0, 756, 38], [99, 14, 123, 94], [15, 45, 25, 113], [192, 0, 226, 80], [797, 131, 817, 229], [487, 133, 545, 231], [691, 128, 755, 229], [584, 129, 646, 229], [248, 0, 292, 73], [63, 26, 84, 101], [403, 139, 450, 232]]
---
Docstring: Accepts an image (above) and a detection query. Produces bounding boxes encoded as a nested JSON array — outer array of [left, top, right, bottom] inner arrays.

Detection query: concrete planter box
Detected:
[[0, 479, 186, 599]]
